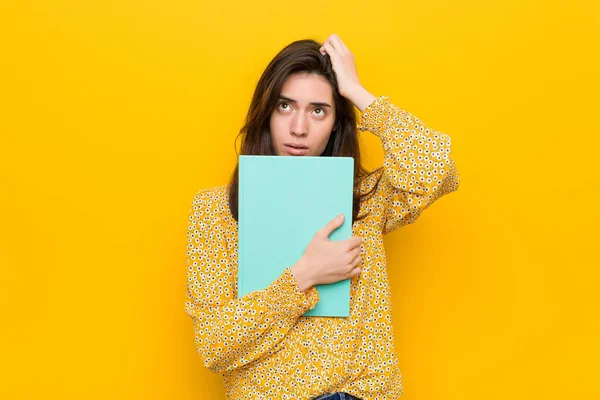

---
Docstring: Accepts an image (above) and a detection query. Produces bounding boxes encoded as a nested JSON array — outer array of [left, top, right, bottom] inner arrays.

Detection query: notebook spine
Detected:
[[238, 156, 244, 298]]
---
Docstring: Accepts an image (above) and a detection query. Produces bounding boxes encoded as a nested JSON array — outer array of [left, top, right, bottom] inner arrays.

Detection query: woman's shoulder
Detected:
[[190, 184, 230, 212]]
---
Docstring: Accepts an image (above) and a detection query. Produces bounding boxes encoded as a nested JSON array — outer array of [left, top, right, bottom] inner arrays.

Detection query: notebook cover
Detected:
[[238, 155, 354, 317]]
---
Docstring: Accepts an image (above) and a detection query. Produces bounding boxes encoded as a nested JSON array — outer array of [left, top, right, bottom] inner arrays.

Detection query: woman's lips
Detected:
[[284, 145, 308, 156]]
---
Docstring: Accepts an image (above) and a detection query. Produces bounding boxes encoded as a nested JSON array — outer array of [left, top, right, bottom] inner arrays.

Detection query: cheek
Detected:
[[311, 127, 334, 154], [316, 121, 335, 143], [269, 116, 285, 143]]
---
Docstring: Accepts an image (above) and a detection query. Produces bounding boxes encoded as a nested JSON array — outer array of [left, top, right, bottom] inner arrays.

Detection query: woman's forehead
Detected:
[[280, 73, 334, 104]]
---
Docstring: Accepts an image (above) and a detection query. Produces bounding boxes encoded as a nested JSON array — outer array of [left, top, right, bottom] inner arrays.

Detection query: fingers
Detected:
[[349, 256, 362, 278], [344, 235, 362, 251], [342, 249, 362, 278], [320, 40, 335, 57], [346, 247, 361, 267], [320, 34, 350, 56], [329, 34, 349, 54], [317, 214, 345, 239], [350, 246, 361, 260], [349, 266, 362, 278], [340, 238, 362, 266]]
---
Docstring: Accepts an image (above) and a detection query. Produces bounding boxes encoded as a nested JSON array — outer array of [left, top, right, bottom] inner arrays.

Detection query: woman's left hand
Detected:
[[320, 34, 376, 112]]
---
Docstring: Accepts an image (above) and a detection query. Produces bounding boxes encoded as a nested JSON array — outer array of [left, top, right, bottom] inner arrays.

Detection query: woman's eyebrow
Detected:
[[279, 95, 332, 108]]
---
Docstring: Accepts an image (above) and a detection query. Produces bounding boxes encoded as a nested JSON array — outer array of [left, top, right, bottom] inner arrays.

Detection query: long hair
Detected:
[[228, 39, 382, 223]]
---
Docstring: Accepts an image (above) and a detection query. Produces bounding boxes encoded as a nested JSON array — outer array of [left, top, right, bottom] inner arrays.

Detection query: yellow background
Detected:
[[1, 1, 598, 398]]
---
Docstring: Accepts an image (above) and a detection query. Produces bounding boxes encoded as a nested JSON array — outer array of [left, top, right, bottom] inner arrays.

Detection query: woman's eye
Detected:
[[279, 102, 290, 110], [313, 108, 325, 116]]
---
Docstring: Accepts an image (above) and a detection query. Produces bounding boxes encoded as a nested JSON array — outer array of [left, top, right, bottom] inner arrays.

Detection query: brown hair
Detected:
[[228, 39, 382, 223]]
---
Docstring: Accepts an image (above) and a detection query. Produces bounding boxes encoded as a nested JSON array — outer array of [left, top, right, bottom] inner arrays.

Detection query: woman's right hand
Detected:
[[290, 214, 362, 292]]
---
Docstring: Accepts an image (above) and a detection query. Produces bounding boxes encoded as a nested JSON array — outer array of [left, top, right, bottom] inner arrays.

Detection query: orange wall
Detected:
[[1, 1, 598, 398]]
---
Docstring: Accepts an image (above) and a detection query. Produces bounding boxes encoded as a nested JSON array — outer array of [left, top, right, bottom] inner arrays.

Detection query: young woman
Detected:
[[185, 34, 460, 400]]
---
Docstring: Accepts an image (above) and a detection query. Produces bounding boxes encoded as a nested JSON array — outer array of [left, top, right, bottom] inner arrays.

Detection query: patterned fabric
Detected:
[[312, 391, 363, 400], [185, 96, 460, 399]]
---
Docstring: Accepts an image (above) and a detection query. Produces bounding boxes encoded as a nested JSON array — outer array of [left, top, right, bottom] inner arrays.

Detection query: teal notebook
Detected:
[[237, 155, 354, 317]]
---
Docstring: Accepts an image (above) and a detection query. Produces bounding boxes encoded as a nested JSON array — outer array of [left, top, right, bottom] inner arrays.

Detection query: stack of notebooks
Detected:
[[237, 155, 354, 317]]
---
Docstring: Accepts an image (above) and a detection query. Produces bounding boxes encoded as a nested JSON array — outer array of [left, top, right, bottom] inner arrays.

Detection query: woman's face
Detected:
[[270, 72, 336, 156]]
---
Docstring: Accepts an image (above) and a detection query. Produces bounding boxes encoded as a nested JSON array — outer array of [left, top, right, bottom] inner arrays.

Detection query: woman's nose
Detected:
[[291, 113, 308, 137]]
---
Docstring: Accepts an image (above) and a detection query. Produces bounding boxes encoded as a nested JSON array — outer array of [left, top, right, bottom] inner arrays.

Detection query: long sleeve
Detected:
[[358, 96, 460, 234], [184, 189, 320, 373]]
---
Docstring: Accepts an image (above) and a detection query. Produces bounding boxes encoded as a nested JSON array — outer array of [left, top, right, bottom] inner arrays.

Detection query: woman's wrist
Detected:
[[345, 85, 377, 113], [290, 259, 314, 293]]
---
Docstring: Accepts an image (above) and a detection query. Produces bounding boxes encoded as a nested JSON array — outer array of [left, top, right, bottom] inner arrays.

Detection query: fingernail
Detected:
[[338, 214, 344, 220]]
